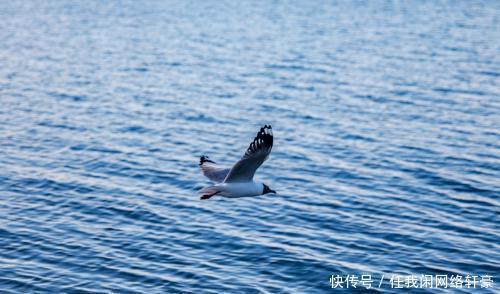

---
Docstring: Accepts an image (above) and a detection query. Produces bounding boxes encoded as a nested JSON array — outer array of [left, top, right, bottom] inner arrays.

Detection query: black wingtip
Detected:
[[259, 125, 272, 133], [246, 125, 273, 156], [199, 155, 215, 166]]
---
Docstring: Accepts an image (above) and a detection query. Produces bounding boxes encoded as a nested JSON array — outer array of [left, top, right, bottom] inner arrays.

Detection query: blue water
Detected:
[[1, 1, 499, 293]]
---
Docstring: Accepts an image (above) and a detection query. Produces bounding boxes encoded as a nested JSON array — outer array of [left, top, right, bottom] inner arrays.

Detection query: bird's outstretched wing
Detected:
[[223, 125, 273, 183], [199, 156, 230, 183]]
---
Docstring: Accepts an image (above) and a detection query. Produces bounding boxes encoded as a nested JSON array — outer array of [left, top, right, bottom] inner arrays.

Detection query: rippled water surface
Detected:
[[1, 1, 499, 293]]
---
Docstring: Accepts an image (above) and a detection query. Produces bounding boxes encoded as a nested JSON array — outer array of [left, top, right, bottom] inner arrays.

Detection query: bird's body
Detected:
[[204, 182, 265, 198], [198, 125, 276, 200]]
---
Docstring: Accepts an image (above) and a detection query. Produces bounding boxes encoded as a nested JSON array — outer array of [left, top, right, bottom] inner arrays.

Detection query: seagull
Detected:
[[198, 125, 276, 200]]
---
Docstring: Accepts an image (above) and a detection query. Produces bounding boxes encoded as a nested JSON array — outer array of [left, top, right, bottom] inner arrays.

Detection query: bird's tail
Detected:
[[198, 185, 222, 200]]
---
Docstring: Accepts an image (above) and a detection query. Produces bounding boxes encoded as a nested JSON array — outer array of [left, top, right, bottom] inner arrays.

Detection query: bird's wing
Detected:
[[199, 156, 230, 183], [223, 125, 273, 183]]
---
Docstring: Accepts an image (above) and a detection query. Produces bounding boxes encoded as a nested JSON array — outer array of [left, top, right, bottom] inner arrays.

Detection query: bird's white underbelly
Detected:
[[218, 182, 262, 198]]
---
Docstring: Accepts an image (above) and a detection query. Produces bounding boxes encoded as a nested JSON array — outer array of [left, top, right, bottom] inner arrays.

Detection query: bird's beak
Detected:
[[270, 190, 277, 194]]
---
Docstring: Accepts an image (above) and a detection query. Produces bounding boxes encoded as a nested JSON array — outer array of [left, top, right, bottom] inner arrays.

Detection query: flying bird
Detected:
[[198, 125, 276, 200]]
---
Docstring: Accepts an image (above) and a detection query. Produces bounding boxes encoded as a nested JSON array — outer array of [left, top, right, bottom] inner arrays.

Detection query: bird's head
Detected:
[[262, 183, 276, 195]]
